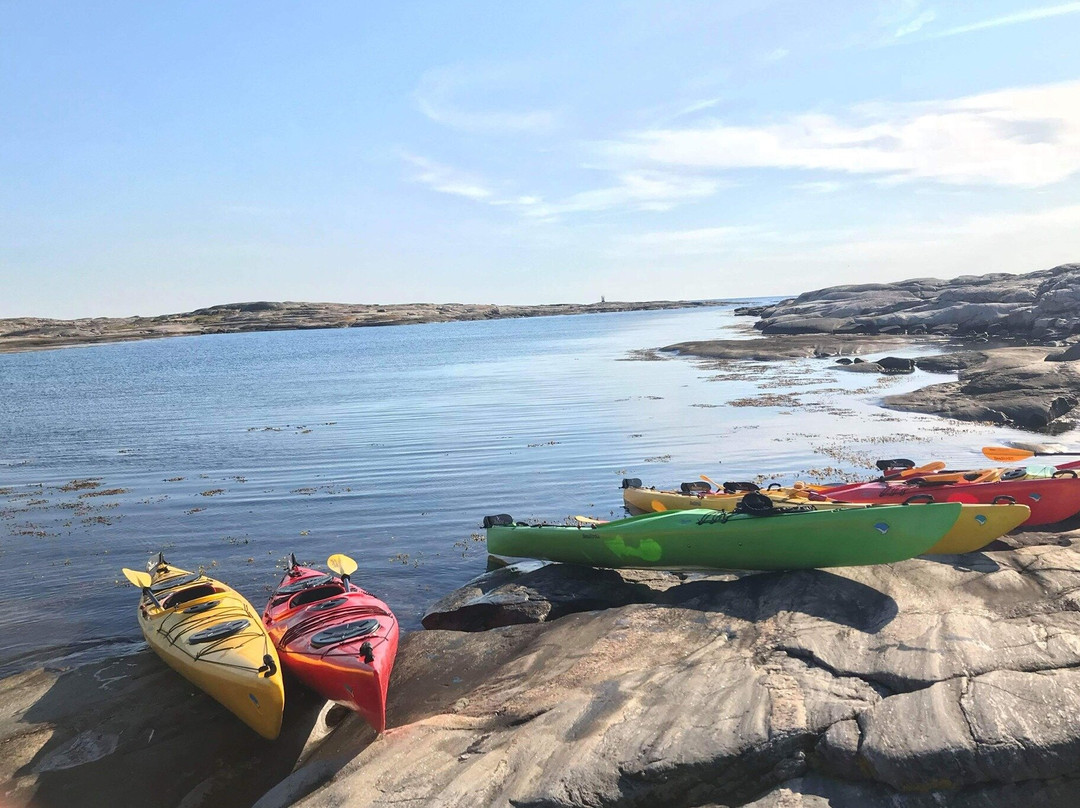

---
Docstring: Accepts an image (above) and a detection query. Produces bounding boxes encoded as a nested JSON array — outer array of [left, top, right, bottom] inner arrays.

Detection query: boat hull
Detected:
[[263, 564, 399, 733], [136, 563, 284, 740], [822, 476, 1080, 526], [487, 503, 963, 570]]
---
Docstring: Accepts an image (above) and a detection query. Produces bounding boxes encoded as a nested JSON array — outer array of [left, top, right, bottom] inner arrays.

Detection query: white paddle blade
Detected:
[[327, 554, 358, 577], [122, 568, 153, 588]]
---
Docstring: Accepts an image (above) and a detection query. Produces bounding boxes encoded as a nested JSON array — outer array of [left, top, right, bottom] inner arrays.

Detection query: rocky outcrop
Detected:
[[884, 347, 1080, 432], [752, 263, 1080, 341], [6, 524, 1080, 808], [0, 300, 722, 355]]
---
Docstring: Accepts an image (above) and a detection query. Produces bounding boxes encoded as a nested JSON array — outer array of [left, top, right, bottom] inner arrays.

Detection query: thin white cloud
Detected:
[[401, 153, 494, 200], [414, 64, 558, 134], [522, 172, 722, 219], [763, 47, 790, 61], [793, 181, 843, 194], [928, 2, 1080, 39], [617, 225, 761, 256], [895, 10, 937, 37], [605, 80, 1080, 187], [608, 205, 1080, 290]]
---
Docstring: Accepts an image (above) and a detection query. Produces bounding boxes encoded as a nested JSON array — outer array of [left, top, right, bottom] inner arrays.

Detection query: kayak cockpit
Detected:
[[290, 583, 347, 607], [160, 582, 225, 610]]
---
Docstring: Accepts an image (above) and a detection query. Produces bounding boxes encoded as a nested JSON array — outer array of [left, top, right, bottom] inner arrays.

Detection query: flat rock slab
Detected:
[[0, 652, 331, 808], [288, 533, 1080, 807], [8, 530, 1080, 808]]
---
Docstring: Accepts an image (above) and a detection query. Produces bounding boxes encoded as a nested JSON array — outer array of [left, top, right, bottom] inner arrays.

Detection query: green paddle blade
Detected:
[[327, 554, 357, 577], [122, 568, 152, 588]]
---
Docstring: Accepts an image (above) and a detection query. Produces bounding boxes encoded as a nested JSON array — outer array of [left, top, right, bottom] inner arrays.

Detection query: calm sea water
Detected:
[[0, 305, 1062, 676]]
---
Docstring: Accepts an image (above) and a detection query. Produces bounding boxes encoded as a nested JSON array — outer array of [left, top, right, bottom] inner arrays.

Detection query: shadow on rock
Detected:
[[3, 651, 335, 808], [424, 560, 899, 634], [919, 550, 1001, 572], [656, 568, 899, 633]]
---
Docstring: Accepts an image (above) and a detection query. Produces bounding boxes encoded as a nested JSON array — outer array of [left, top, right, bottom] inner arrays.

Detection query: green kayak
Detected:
[[483, 502, 963, 571]]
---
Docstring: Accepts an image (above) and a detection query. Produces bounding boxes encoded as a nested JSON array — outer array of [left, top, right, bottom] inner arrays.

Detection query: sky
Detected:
[[3, 1, 1080, 318]]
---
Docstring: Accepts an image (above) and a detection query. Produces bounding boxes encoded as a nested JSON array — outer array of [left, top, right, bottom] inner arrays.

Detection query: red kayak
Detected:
[[263, 555, 399, 733], [820, 471, 1080, 526]]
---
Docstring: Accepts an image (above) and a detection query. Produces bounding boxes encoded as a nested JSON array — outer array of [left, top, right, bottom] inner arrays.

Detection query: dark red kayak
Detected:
[[263, 555, 399, 733]]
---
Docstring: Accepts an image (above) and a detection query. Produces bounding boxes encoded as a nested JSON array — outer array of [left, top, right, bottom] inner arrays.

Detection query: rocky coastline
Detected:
[[0, 300, 723, 355], [5, 265, 1080, 807], [664, 263, 1080, 434]]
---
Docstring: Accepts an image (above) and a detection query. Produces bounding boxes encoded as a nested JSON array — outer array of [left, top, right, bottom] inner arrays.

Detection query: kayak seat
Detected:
[[291, 583, 347, 608], [163, 583, 221, 609]]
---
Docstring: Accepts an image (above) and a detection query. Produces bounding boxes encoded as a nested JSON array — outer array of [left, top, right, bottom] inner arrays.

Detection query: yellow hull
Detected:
[[135, 563, 284, 739], [923, 503, 1030, 554], [622, 486, 1029, 555]]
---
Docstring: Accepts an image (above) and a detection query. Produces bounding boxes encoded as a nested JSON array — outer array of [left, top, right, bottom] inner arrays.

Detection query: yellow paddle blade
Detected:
[[699, 474, 720, 491], [327, 554, 357, 577], [122, 568, 152, 589], [574, 515, 607, 524], [982, 446, 1035, 462], [650, 499, 667, 512]]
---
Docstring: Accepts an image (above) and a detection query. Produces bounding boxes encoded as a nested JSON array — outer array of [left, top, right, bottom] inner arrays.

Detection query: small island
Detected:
[[0, 299, 725, 355]]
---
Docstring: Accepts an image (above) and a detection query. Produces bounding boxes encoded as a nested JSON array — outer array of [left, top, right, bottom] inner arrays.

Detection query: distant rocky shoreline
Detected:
[[664, 263, 1080, 434], [0, 299, 724, 354]]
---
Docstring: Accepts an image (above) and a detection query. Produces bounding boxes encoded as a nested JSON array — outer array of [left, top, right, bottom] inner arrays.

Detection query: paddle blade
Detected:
[[574, 515, 607, 525], [699, 474, 720, 491], [327, 554, 358, 577], [982, 446, 1036, 462], [122, 568, 152, 589], [650, 500, 668, 512]]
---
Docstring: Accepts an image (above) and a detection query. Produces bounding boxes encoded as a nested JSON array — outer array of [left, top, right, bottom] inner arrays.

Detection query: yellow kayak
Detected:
[[130, 556, 284, 739], [621, 480, 1029, 555], [621, 480, 841, 514]]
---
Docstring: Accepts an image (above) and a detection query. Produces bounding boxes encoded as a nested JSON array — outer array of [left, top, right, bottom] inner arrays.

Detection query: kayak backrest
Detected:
[[680, 481, 711, 493]]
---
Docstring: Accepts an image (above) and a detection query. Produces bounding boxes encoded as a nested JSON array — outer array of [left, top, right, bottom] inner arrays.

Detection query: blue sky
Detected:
[[3, 1, 1080, 318]]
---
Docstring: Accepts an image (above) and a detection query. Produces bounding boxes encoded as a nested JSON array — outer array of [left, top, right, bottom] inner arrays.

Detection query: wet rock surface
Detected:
[[883, 347, 1080, 432], [9, 525, 1080, 807]]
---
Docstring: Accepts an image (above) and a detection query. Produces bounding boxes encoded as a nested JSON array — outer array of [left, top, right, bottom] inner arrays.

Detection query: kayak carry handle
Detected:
[[766, 483, 782, 490], [360, 642, 375, 664], [992, 495, 1017, 505], [483, 514, 514, 528], [621, 478, 642, 489], [1053, 469, 1079, 478], [258, 654, 277, 678], [902, 494, 935, 504]]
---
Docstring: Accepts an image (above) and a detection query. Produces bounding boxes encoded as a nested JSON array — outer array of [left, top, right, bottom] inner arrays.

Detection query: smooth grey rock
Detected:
[[884, 347, 1080, 432], [756, 264, 1080, 340], [1046, 342, 1080, 362]]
